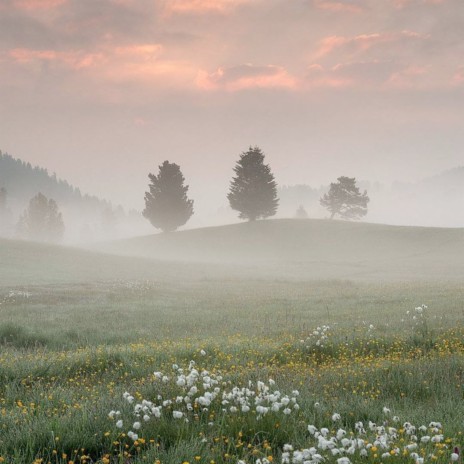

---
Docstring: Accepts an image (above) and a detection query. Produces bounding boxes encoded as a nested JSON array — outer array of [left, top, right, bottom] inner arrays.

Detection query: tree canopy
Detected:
[[17, 192, 65, 242], [143, 161, 194, 232], [320, 176, 369, 220], [228, 146, 279, 221]]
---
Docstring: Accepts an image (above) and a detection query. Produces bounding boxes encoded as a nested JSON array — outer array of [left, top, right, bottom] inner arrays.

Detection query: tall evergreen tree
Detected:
[[320, 176, 369, 220], [143, 161, 194, 232], [228, 146, 279, 221], [0, 187, 6, 213], [17, 192, 65, 242]]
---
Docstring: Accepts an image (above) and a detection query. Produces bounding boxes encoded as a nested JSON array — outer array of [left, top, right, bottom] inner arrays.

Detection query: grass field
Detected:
[[0, 220, 463, 464]]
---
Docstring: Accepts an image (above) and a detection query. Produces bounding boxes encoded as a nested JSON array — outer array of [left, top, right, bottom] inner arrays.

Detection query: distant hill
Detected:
[[0, 150, 113, 213], [278, 167, 464, 227], [0, 151, 145, 241], [93, 218, 464, 281]]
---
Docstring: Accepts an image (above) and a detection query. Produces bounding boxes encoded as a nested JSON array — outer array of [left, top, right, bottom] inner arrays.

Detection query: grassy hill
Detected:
[[2, 219, 464, 286], [94, 218, 464, 280]]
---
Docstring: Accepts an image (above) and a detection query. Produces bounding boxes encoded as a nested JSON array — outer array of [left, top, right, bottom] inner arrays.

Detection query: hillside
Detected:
[[93, 219, 464, 281]]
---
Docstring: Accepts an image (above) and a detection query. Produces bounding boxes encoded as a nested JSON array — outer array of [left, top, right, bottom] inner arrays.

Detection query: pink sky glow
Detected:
[[0, 0, 463, 212]]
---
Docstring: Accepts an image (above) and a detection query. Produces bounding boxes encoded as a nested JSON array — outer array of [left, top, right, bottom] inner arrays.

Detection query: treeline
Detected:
[[142, 146, 369, 232], [0, 147, 370, 242], [0, 151, 140, 243], [0, 151, 112, 215]]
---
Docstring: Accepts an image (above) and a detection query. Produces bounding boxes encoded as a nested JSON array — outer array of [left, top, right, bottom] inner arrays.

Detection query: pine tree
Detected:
[[143, 161, 194, 232], [228, 146, 279, 221], [17, 192, 65, 242], [320, 176, 369, 220]]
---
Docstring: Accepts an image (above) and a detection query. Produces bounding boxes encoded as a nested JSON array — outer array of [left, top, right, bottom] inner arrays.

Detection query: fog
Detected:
[[1, 0, 463, 246]]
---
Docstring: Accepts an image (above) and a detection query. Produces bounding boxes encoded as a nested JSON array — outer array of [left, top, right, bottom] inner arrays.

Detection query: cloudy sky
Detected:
[[1, 0, 463, 214]]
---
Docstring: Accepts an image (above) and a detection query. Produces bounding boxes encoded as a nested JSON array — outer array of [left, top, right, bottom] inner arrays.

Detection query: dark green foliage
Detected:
[[228, 146, 279, 221], [0, 150, 117, 219], [320, 176, 369, 220], [17, 192, 65, 242], [143, 161, 194, 232]]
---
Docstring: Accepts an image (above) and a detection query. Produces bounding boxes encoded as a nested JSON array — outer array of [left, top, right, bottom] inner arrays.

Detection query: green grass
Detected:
[[95, 218, 464, 280], [0, 221, 463, 463]]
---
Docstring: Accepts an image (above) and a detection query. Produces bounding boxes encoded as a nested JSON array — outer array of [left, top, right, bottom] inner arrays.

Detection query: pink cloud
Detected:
[[306, 60, 399, 88], [314, 30, 428, 59], [392, 0, 447, 9], [8, 48, 103, 69], [13, 0, 66, 9], [387, 65, 429, 88], [197, 64, 298, 91], [313, 0, 365, 14], [452, 66, 464, 85], [162, 0, 251, 15]]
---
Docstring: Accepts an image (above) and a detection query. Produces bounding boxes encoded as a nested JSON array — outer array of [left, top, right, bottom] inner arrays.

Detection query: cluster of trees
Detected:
[[143, 146, 369, 232]]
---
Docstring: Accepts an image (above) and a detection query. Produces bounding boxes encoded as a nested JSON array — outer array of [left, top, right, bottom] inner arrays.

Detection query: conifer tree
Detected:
[[17, 192, 65, 242], [143, 161, 194, 232], [228, 146, 279, 221], [320, 176, 369, 220]]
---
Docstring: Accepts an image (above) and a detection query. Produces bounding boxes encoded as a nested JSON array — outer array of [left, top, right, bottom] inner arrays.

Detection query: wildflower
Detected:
[[337, 458, 350, 464], [173, 411, 183, 419], [200, 349, 206, 356], [115, 420, 123, 428], [451, 453, 459, 462], [332, 413, 341, 421]]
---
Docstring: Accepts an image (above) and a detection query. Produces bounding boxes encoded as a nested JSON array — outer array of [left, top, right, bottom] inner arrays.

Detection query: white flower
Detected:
[[382, 407, 391, 414], [283, 408, 291, 415], [116, 420, 123, 428], [451, 453, 459, 462], [173, 411, 183, 419], [133, 421, 141, 430], [337, 458, 350, 464], [332, 413, 341, 421], [143, 414, 150, 422], [200, 349, 206, 356]]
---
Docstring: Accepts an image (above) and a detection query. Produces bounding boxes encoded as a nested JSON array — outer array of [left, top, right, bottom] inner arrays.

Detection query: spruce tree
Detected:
[[228, 146, 279, 221], [143, 161, 194, 232], [320, 176, 369, 220], [17, 192, 65, 242]]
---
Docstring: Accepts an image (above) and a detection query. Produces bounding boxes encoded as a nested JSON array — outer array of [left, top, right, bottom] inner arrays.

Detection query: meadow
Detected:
[[0, 220, 463, 464]]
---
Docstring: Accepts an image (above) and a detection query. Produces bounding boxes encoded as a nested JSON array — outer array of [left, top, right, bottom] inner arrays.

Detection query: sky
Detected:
[[1, 0, 463, 215]]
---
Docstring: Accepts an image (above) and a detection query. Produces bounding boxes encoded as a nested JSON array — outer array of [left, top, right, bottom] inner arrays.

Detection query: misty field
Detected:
[[1, 221, 464, 464], [1, 275, 463, 464]]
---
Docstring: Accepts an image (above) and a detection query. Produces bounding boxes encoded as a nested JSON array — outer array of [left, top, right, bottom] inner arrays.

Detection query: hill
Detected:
[[93, 218, 464, 281], [0, 151, 146, 241]]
